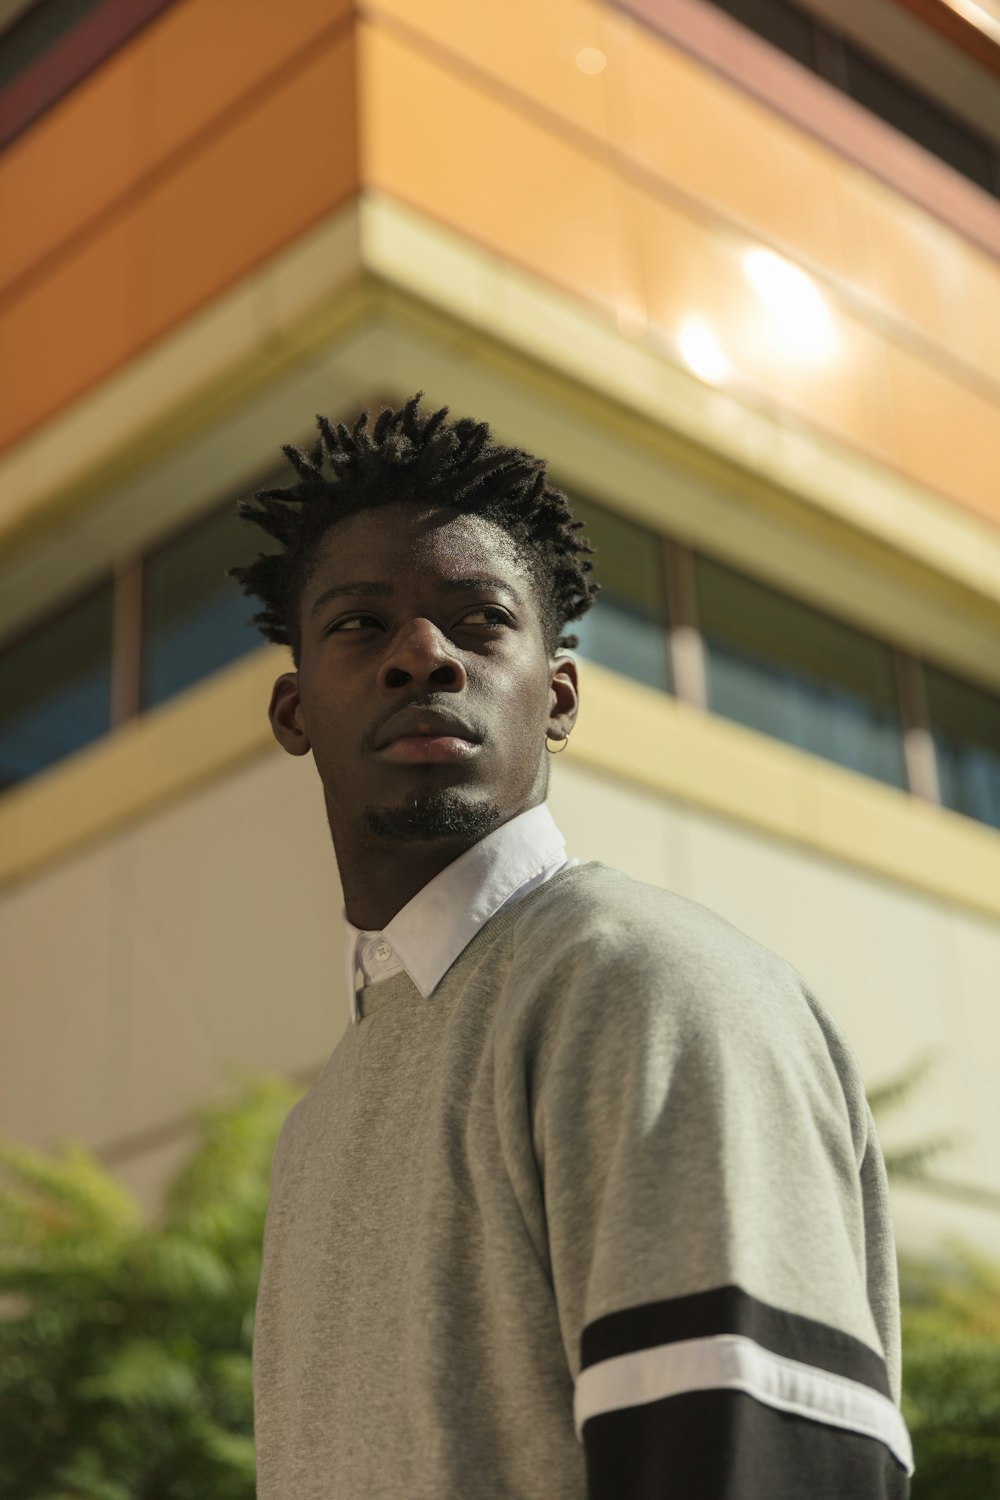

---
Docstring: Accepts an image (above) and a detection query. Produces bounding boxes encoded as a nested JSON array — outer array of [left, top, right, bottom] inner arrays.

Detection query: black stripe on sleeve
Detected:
[[583, 1387, 911, 1500], [581, 1282, 891, 1396]]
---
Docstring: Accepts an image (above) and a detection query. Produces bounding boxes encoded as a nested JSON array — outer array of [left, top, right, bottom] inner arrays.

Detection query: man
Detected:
[[230, 391, 913, 1498]]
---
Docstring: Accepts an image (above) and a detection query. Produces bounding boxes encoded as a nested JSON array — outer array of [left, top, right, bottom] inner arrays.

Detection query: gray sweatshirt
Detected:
[[252, 861, 912, 1498]]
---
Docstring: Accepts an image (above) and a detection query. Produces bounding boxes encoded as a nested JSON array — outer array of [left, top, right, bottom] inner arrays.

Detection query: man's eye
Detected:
[[327, 614, 381, 633], [461, 606, 512, 626]]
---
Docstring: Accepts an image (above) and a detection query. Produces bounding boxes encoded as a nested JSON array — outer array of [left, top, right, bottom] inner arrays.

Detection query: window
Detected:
[[842, 42, 997, 197], [140, 500, 280, 712], [5, 476, 1000, 847], [703, 0, 1000, 201], [925, 663, 1000, 831], [0, 579, 113, 791], [710, 0, 814, 69], [695, 553, 908, 789], [565, 494, 672, 694]]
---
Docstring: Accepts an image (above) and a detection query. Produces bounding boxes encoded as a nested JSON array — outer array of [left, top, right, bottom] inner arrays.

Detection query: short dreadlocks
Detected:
[[227, 391, 598, 668]]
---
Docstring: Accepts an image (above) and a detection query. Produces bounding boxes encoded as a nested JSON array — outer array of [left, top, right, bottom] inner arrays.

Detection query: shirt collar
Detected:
[[343, 803, 568, 1003]]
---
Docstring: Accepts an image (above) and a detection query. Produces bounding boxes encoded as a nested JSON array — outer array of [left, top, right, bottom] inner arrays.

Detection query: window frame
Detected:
[[11, 478, 1000, 834]]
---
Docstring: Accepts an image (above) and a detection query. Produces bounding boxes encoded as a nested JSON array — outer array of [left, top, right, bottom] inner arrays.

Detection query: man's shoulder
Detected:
[[510, 861, 796, 990], [512, 860, 772, 953], [503, 862, 846, 1081]]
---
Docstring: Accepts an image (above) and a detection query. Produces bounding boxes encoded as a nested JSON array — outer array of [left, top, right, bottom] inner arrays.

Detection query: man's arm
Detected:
[[577, 1283, 910, 1499], [525, 905, 913, 1499]]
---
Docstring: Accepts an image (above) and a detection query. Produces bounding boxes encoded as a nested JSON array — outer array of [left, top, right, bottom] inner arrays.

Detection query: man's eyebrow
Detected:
[[309, 581, 393, 617], [310, 576, 522, 618], [440, 577, 523, 603]]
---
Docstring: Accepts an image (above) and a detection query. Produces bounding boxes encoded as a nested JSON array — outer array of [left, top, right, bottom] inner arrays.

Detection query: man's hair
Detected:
[[227, 390, 598, 667]]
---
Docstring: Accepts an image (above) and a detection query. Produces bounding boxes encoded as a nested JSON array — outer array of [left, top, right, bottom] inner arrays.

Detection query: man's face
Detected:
[[268, 502, 578, 850]]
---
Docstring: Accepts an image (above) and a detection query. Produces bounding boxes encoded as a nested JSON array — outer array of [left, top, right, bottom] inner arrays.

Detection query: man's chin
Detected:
[[363, 787, 501, 843]]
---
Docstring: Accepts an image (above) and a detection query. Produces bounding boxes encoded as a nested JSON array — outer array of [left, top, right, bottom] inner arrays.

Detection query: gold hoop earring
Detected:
[[545, 734, 569, 755]]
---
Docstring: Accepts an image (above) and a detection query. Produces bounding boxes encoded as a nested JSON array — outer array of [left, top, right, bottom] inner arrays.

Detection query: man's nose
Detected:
[[376, 617, 468, 693]]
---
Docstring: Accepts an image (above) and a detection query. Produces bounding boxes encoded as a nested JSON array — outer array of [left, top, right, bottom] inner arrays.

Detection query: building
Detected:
[[1, 0, 999, 1270]]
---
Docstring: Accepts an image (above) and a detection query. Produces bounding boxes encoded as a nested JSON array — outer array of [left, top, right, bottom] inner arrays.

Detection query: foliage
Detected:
[[0, 1070, 305, 1500], [897, 1241, 1000, 1499], [1, 1049, 998, 1497], [870, 1052, 1000, 1498]]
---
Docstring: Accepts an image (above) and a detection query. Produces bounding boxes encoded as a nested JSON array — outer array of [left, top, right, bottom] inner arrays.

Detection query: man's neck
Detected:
[[337, 833, 487, 931]]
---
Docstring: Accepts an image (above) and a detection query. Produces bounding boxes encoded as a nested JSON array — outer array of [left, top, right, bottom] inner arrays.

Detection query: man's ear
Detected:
[[268, 673, 311, 757], [547, 653, 580, 742]]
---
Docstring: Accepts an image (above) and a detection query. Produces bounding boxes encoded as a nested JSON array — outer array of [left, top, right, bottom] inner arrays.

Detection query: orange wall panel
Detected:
[[0, 218, 138, 452], [0, 42, 142, 300], [3, 0, 998, 535], [885, 346, 1000, 525], [0, 32, 357, 454], [361, 22, 645, 346], [367, 0, 1000, 398], [131, 38, 356, 350], [0, 0, 351, 301], [361, 18, 1000, 527]]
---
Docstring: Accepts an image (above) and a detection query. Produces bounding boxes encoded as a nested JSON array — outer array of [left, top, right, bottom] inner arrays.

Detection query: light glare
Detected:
[[576, 47, 607, 74], [742, 248, 837, 359], [678, 319, 732, 385]]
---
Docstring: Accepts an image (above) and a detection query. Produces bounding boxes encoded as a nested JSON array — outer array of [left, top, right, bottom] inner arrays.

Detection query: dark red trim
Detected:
[[0, 0, 177, 152]]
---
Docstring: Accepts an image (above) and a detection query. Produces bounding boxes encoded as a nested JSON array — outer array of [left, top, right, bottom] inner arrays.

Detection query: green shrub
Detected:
[[1, 1052, 998, 1497], [899, 1241, 1000, 1499], [0, 1071, 305, 1499]]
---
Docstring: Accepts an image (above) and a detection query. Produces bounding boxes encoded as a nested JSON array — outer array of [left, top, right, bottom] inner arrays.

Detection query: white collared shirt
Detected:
[[342, 802, 577, 1024]]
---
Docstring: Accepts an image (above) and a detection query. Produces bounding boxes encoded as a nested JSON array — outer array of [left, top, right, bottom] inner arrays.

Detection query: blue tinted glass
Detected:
[[697, 553, 907, 789], [567, 495, 671, 693], [0, 582, 113, 791], [925, 664, 1000, 832], [141, 501, 281, 711]]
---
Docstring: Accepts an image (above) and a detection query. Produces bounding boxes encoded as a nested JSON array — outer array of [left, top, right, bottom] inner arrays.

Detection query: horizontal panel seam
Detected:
[[360, 3, 1000, 410], [0, 10, 354, 315]]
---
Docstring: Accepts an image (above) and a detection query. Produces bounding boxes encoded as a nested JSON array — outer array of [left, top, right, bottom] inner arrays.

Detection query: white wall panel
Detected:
[[3, 745, 998, 1253]]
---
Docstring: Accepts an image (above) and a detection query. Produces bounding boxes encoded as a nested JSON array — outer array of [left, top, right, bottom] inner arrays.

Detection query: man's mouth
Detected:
[[372, 706, 482, 756], [376, 735, 481, 765]]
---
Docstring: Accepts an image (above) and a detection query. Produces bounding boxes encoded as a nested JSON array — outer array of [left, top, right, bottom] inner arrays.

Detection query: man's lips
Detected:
[[377, 735, 480, 764], [372, 707, 481, 752]]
